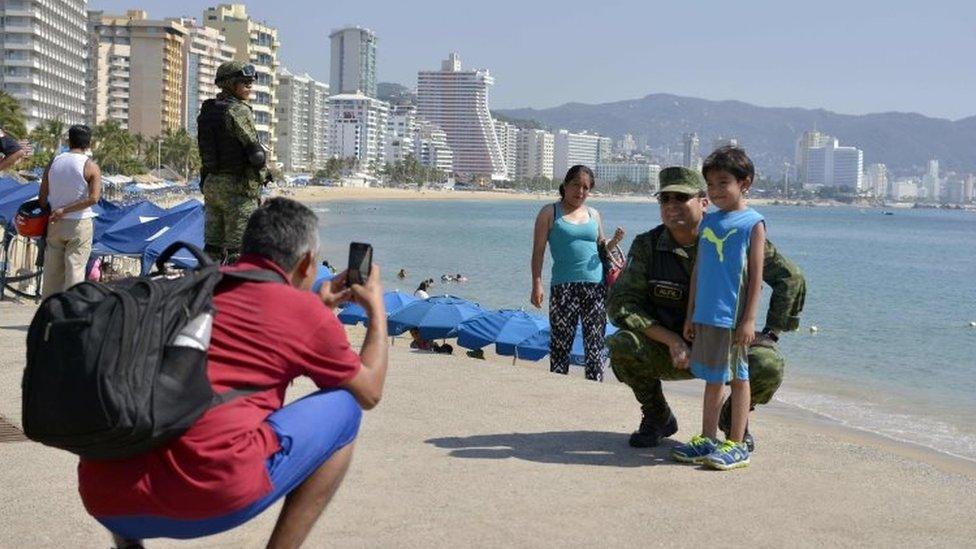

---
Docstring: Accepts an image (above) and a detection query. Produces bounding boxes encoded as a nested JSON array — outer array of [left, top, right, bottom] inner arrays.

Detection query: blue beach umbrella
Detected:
[[337, 289, 417, 326], [311, 265, 336, 293], [387, 295, 487, 339], [512, 322, 618, 364], [457, 309, 549, 355]]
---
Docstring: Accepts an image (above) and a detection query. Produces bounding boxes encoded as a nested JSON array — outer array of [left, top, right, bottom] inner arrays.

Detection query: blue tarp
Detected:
[[93, 200, 204, 274], [141, 206, 205, 273], [0, 182, 39, 225]]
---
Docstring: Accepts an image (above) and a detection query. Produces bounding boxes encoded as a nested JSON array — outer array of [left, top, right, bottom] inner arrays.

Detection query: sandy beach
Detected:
[[1, 300, 974, 547]]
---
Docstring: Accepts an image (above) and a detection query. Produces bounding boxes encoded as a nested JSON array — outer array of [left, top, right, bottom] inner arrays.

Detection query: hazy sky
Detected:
[[90, 0, 976, 120]]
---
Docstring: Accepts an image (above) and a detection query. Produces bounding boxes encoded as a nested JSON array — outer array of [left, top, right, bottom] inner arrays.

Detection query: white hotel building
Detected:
[[417, 53, 507, 181], [328, 93, 388, 171], [277, 68, 329, 173], [553, 130, 607, 181], [1, 0, 87, 129]]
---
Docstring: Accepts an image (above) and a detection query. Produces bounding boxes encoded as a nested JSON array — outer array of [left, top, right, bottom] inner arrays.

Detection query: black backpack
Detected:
[[22, 242, 283, 460]]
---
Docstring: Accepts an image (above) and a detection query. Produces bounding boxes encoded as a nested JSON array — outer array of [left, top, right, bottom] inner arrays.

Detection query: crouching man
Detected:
[[78, 198, 389, 548]]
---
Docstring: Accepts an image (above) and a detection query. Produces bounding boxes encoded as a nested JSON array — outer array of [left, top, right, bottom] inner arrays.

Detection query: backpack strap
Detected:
[[222, 268, 288, 284]]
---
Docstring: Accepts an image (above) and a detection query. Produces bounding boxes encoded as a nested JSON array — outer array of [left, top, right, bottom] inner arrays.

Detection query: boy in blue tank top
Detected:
[[671, 147, 766, 470]]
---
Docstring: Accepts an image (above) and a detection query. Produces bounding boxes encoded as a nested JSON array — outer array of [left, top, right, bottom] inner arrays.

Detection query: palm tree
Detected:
[[24, 118, 66, 169], [92, 120, 144, 175], [158, 128, 200, 180], [0, 91, 28, 139]]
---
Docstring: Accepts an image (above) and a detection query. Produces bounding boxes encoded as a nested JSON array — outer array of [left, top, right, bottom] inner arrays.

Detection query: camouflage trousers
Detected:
[[203, 174, 261, 253], [607, 328, 784, 424]]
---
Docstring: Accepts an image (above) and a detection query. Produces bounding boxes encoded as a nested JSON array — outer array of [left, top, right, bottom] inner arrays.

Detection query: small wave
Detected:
[[775, 388, 976, 463]]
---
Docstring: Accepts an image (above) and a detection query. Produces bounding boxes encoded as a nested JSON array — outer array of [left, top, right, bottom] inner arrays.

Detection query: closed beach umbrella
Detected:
[[337, 289, 417, 326], [457, 309, 548, 354], [387, 295, 486, 339]]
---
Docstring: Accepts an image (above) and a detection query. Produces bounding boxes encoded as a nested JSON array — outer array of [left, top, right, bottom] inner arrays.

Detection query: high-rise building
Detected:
[[276, 68, 329, 173], [327, 93, 388, 171], [553, 130, 604, 181], [597, 136, 613, 162], [384, 103, 416, 164], [172, 18, 236, 137], [1, 0, 87, 130], [804, 138, 863, 190], [794, 130, 831, 185], [682, 132, 700, 169], [492, 118, 519, 180], [889, 179, 918, 200], [865, 163, 888, 197], [595, 162, 661, 192], [516, 129, 554, 180], [88, 11, 187, 137], [619, 133, 636, 155], [413, 118, 453, 174], [329, 26, 377, 98], [922, 159, 941, 201], [417, 53, 507, 181], [710, 137, 739, 155], [203, 4, 279, 156], [965, 175, 975, 203]]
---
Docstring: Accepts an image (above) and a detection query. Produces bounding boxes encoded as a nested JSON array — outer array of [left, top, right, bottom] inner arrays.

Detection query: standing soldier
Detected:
[[606, 167, 806, 450], [197, 61, 269, 263]]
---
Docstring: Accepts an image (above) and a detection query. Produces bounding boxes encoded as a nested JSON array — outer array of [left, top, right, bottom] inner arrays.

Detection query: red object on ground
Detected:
[[14, 199, 49, 238], [78, 254, 362, 519]]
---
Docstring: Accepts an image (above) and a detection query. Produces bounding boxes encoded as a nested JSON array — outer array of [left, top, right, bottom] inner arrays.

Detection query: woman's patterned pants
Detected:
[[549, 282, 607, 381]]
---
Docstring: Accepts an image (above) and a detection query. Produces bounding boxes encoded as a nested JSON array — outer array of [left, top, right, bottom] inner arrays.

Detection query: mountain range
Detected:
[[495, 94, 976, 176]]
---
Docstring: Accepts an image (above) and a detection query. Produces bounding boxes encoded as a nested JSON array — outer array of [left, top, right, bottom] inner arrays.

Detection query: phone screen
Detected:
[[347, 242, 373, 287]]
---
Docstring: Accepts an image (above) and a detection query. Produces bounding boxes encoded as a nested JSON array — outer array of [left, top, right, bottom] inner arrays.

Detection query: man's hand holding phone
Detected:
[[349, 263, 385, 322]]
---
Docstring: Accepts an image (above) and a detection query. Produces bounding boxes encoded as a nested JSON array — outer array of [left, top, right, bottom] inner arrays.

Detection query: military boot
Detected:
[[629, 408, 678, 448], [719, 397, 755, 452]]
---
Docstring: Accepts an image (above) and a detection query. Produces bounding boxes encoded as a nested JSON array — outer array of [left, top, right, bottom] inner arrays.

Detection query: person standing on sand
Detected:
[[606, 165, 805, 452], [530, 165, 624, 382]]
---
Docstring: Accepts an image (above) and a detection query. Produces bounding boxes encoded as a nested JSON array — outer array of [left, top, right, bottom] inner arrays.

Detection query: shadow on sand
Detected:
[[425, 431, 682, 468]]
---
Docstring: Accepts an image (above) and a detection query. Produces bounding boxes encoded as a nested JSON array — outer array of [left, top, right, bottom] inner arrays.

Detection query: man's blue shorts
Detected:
[[97, 389, 362, 540]]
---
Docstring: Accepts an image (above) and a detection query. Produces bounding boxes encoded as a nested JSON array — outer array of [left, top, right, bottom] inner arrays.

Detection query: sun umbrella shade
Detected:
[[457, 309, 548, 353], [312, 265, 336, 294], [513, 322, 618, 363], [337, 289, 417, 326], [387, 295, 486, 339]]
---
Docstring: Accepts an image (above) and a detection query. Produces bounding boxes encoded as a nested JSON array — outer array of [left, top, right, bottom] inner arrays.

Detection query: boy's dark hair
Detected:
[[241, 197, 319, 272], [68, 125, 92, 150], [559, 164, 596, 198], [702, 146, 754, 183]]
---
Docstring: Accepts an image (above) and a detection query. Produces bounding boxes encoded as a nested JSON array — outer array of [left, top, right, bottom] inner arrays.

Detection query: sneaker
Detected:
[[703, 439, 751, 471], [628, 411, 678, 448], [719, 397, 755, 452], [671, 435, 719, 464]]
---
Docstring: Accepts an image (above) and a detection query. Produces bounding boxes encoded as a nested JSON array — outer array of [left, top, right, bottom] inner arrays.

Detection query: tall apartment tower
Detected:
[[328, 93, 388, 172], [492, 118, 520, 179], [682, 132, 700, 169], [385, 103, 416, 164], [794, 130, 831, 185], [417, 53, 506, 181], [203, 4, 280, 155], [553, 130, 604, 181], [865, 163, 888, 197], [1, 0, 87, 130], [276, 68, 329, 173], [517, 129, 554, 180], [329, 26, 377, 97], [805, 138, 863, 190], [171, 18, 236, 137], [88, 11, 187, 137]]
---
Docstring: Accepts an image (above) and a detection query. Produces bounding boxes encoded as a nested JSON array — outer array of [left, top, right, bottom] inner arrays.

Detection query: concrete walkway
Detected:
[[1, 301, 974, 548]]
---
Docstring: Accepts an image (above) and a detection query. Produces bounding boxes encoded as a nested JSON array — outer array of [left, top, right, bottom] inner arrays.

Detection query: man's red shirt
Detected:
[[78, 255, 361, 519]]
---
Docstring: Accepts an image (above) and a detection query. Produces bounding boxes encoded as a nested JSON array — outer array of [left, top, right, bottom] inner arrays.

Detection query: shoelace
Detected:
[[714, 440, 741, 455]]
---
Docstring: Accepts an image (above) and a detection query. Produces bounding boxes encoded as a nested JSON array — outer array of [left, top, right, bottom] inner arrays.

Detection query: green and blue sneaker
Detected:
[[703, 440, 751, 470], [671, 435, 719, 464]]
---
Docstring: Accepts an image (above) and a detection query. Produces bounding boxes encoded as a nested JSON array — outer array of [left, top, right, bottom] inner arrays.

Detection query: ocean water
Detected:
[[313, 198, 976, 461]]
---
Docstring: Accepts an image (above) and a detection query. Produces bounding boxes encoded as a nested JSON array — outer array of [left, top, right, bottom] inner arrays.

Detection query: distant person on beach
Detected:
[[38, 125, 100, 297], [668, 147, 765, 470], [322, 259, 336, 274], [531, 165, 624, 382], [414, 280, 430, 299], [0, 126, 27, 172], [77, 198, 390, 548], [455, 273, 467, 282], [607, 164, 805, 458], [398, 268, 407, 279]]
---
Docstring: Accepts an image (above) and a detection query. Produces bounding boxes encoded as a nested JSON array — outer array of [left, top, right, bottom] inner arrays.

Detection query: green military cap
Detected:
[[657, 166, 706, 195], [215, 61, 256, 84]]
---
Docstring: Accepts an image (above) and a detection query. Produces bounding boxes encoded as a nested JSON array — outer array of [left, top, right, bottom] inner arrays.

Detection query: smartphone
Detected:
[[346, 242, 373, 287]]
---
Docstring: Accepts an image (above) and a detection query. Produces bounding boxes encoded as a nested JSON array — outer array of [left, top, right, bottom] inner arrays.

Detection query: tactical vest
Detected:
[[197, 97, 249, 176], [645, 225, 694, 334]]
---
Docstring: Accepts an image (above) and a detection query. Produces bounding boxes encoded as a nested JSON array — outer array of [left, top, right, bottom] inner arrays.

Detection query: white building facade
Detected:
[[413, 118, 453, 174], [553, 130, 605, 181], [177, 18, 236, 137], [327, 93, 388, 172], [804, 138, 863, 190], [493, 118, 519, 180], [1, 0, 87, 130], [517, 129, 554, 180], [276, 68, 329, 173], [384, 103, 416, 164], [595, 162, 661, 192], [417, 53, 507, 181], [865, 163, 888, 198]]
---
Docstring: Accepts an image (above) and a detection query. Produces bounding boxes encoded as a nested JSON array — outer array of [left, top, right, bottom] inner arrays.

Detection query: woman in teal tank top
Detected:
[[530, 165, 623, 381]]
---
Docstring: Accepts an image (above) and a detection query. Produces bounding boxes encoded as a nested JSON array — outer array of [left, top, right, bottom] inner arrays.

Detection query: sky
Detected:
[[90, 0, 976, 120]]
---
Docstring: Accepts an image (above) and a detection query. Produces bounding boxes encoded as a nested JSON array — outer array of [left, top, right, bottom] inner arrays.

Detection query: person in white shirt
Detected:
[[413, 280, 430, 299], [38, 125, 101, 297]]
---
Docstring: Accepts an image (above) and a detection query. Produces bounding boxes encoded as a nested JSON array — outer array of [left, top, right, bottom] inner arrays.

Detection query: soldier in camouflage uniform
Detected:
[[197, 61, 269, 263], [607, 167, 806, 450]]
